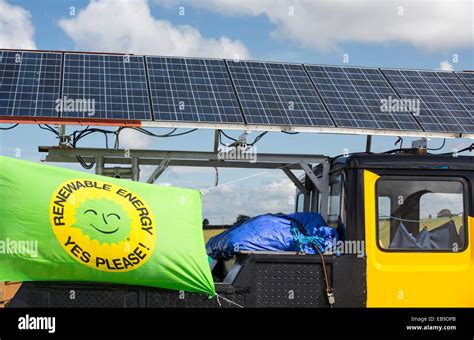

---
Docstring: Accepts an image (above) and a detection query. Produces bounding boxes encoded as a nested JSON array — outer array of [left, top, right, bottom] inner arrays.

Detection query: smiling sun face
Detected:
[[73, 198, 132, 244]]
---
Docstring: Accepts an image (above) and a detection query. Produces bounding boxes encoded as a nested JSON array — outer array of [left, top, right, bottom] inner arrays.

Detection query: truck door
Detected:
[[364, 170, 474, 307]]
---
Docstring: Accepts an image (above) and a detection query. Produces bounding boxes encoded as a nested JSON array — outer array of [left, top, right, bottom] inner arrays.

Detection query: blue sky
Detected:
[[0, 0, 473, 224]]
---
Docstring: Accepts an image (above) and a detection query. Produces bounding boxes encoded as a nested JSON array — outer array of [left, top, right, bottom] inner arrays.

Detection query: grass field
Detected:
[[203, 229, 226, 243], [378, 216, 462, 248]]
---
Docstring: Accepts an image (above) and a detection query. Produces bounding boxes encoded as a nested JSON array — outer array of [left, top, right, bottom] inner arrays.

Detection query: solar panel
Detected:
[[304, 65, 422, 131], [146, 56, 243, 123], [0, 50, 62, 117], [226, 60, 334, 127], [456, 72, 474, 93], [62, 53, 151, 120], [382, 69, 474, 134]]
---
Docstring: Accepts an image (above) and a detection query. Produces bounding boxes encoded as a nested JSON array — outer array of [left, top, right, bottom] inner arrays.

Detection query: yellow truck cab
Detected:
[[300, 152, 474, 307]]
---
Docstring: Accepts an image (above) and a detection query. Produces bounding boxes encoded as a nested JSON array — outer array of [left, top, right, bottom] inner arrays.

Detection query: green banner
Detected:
[[0, 156, 215, 296]]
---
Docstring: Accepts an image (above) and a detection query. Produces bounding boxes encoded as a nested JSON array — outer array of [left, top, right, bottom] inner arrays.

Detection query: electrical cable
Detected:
[[439, 143, 474, 156], [219, 130, 238, 142], [76, 155, 95, 170], [247, 131, 268, 146], [395, 137, 403, 149], [38, 124, 60, 136], [0, 124, 19, 130], [214, 167, 219, 187], [218, 130, 227, 147], [219, 130, 268, 147], [279, 214, 334, 306], [382, 147, 419, 155], [427, 139, 446, 151], [114, 127, 197, 148]]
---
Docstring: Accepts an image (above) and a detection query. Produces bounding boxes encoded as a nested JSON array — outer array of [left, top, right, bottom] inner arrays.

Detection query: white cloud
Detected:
[[117, 128, 152, 149], [167, 167, 212, 176], [168, 0, 474, 52], [58, 0, 250, 58], [0, 0, 36, 49], [438, 60, 454, 71], [203, 177, 296, 224]]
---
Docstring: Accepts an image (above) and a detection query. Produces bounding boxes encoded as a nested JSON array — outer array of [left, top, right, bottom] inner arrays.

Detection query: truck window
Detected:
[[327, 179, 341, 228], [376, 178, 466, 251], [296, 192, 305, 213], [377, 196, 391, 248]]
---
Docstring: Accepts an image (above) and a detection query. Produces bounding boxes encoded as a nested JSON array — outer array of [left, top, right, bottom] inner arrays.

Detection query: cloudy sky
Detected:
[[0, 0, 473, 224]]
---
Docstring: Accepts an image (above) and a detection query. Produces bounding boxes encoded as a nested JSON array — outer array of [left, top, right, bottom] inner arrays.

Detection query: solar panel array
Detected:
[[1, 49, 473, 136], [62, 53, 150, 120], [226, 60, 334, 126], [305, 65, 422, 131], [0, 51, 62, 117], [146, 56, 243, 123], [382, 69, 474, 133], [456, 72, 474, 93]]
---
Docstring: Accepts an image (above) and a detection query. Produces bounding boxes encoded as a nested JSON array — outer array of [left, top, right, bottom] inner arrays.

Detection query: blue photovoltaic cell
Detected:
[[304, 65, 422, 131], [146, 56, 244, 123], [226, 60, 334, 127], [62, 53, 151, 120], [0, 50, 62, 117], [382, 69, 474, 134], [456, 72, 474, 93]]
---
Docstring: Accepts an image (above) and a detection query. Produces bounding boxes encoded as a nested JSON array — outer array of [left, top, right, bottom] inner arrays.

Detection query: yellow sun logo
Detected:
[[49, 179, 157, 272]]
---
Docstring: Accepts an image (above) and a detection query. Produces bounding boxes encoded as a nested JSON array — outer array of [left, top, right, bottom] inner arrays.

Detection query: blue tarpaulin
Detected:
[[206, 213, 338, 260]]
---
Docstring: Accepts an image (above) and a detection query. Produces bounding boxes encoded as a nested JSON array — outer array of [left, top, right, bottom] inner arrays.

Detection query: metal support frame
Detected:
[[131, 157, 140, 181], [39, 146, 330, 218], [281, 168, 308, 195], [57, 125, 68, 147], [93, 154, 139, 180], [213, 130, 220, 152], [95, 156, 104, 175], [366, 135, 372, 153], [146, 154, 170, 184], [39, 147, 327, 169], [303, 174, 311, 213]]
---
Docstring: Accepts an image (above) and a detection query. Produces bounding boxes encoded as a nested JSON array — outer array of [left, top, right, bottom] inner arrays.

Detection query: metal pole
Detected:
[[131, 157, 140, 182], [366, 135, 372, 153], [95, 156, 104, 176], [213, 130, 220, 153], [58, 125, 67, 147]]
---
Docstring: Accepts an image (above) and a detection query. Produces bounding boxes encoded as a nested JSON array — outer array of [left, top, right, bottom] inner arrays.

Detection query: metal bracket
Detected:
[[57, 125, 68, 147], [94, 155, 140, 181], [412, 137, 428, 149], [146, 154, 171, 184]]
